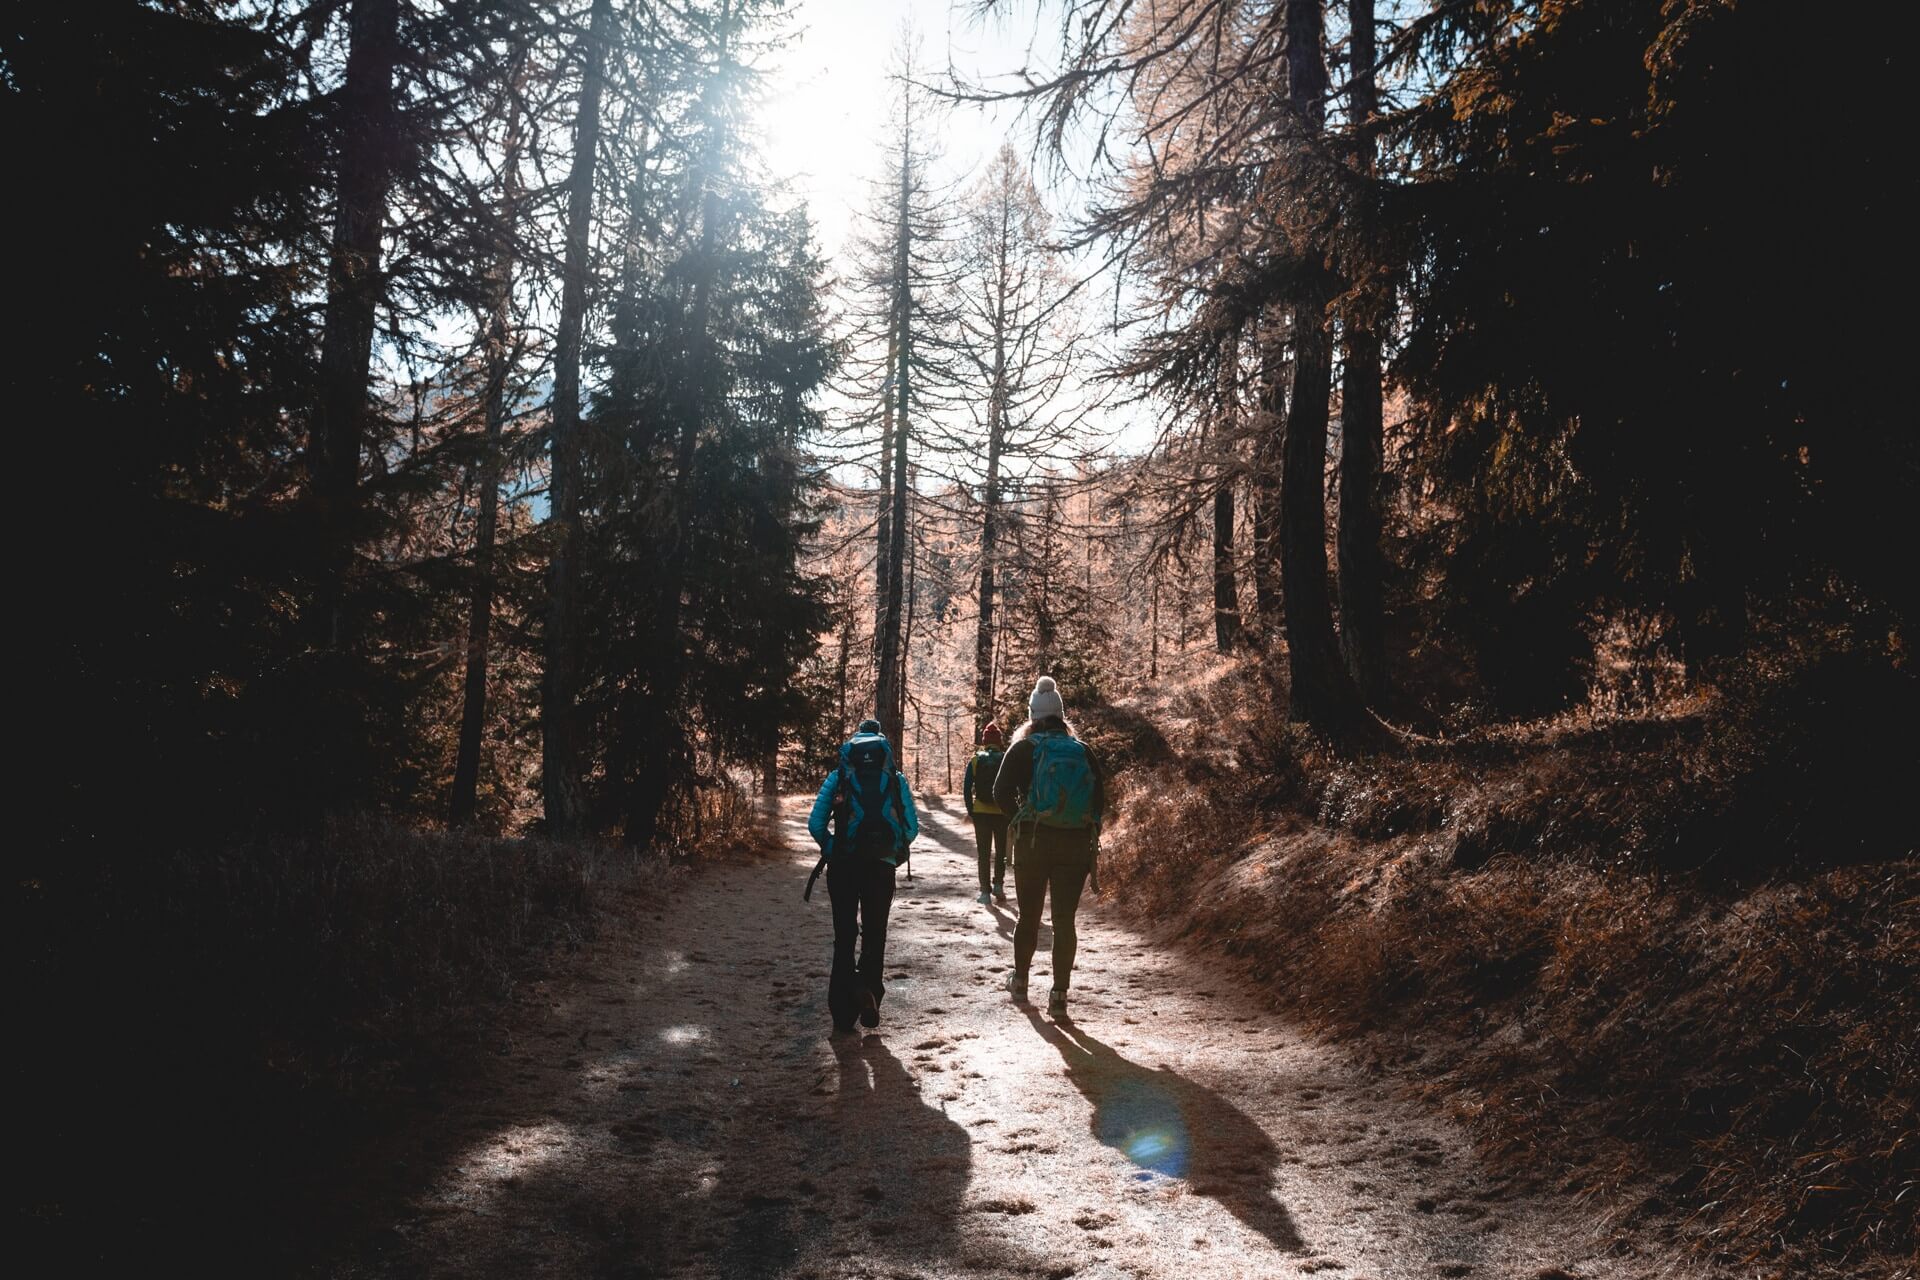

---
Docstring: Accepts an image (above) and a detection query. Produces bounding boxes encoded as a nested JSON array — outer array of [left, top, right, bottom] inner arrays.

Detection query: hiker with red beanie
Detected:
[[963, 721, 1010, 905]]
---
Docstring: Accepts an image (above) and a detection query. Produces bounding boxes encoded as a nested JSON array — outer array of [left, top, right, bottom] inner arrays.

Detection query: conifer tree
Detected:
[[838, 48, 958, 736], [952, 143, 1085, 722], [1275, 0, 1365, 733], [450, 45, 527, 828], [541, 0, 614, 837], [1336, 0, 1388, 702]]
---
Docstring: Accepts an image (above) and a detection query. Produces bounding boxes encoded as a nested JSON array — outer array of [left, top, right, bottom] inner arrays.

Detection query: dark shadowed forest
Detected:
[[11, 2, 1915, 1277]]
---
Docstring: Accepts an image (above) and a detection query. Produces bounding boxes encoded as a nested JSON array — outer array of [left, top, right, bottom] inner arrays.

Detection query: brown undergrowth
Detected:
[[1095, 646, 1918, 1274]]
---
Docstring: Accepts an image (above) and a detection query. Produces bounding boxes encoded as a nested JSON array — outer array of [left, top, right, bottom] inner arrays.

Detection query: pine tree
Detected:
[[1336, 0, 1388, 702], [450, 44, 528, 828], [1274, 0, 1365, 734], [541, 0, 614, 838], [311, 0, 401, 658]]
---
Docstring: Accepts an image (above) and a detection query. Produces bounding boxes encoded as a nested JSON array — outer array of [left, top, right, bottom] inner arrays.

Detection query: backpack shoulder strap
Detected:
[[1012, 735, 1044, 826]]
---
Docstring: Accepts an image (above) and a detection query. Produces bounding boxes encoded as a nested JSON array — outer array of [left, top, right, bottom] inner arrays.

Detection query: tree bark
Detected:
[[1252, 319, 1287, 637], [1214, 484, 1244, 652], [541, 0, 613, 838], [873, 127, 913, 738], [1213, 329, 1246, 653], [451, 56, 525, 828], [1337, 0, 1388, 704], [974, 417, 1003, 723], [875, 327, 896, 617], [973, 190, 1011, 723], [312, 0, 399, 651], [1279, 0, 1366, 735]]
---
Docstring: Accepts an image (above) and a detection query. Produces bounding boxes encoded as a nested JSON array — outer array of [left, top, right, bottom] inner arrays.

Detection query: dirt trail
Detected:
[[328, 796, 1719, 1280]]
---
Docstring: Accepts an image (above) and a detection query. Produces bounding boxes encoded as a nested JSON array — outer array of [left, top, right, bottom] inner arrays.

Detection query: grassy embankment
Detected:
[[1090, 644, 1917, 1274]]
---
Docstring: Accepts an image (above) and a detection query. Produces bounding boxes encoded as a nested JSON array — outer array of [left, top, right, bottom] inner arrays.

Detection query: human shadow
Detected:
[[811, 1033, 979, 1263], [1025, 1009, 1305, 1254], [702, 1032, 981, 1277]]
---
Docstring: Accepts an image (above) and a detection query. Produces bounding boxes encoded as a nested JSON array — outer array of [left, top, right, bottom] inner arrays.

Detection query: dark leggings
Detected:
[[827, 854, 897, 1028], [974, 814, 1009, 890], [1011, 830, 1093, 991]]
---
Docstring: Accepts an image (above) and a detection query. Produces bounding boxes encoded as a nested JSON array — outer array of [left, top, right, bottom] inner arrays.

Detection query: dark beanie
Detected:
[[857, 718, 883, 735]]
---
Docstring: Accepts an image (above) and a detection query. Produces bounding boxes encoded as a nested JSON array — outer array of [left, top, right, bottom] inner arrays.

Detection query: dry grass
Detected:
[[18, 799, 773, 1267], [1099, 647, 1918, 1274]]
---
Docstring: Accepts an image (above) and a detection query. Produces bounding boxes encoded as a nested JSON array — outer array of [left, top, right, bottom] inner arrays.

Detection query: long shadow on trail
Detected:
[[718, 1031, 983, 1278], [1024, 1009, 1305, 1255]]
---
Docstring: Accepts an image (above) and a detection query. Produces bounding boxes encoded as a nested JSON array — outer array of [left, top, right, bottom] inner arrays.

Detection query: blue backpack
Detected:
[[1020, 732, 1096, 829], [832, 732, 908, 855]]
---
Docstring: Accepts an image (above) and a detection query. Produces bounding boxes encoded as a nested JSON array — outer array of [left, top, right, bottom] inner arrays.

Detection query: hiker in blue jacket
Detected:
[[807, 718, 920, 1035]]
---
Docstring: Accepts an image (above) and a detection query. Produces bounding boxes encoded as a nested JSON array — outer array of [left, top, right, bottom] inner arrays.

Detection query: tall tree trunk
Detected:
[[1279, 0, 1365, 736], [834, 603, 852, 730], [1214, 484, 1244, 652], [1252, 319, 1287, 636], [1337, 0, 1388, 703], [541, 0, 613, 838], [973, 209, 1010, 724], [900, 506, 917, 739], [873, 134, 912, 737], [875, 328, 897, 618], [451, 58, 525, 828], [1213, 329, 1246, 653], [312, 0, 399, 652]]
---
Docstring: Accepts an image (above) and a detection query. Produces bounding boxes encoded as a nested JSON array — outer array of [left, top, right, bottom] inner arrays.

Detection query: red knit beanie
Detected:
[[980, 722, 1003, 745]]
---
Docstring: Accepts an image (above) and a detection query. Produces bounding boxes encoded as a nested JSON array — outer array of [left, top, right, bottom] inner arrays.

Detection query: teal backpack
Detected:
[[1020, 732, 1095, 829]]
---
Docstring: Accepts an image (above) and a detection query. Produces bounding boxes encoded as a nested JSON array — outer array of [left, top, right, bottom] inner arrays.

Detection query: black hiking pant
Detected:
[[973, 813, 1009, 892], [1012, 825, 1094, 991], [827, 851, 898, 1030]]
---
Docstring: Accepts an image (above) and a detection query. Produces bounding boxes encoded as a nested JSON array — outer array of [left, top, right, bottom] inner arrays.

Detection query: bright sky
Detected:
[[758, 0, 1060, 263]]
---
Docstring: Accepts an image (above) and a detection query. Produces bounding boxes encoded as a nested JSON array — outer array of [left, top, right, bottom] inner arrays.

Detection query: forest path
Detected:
[[330, 795, 1710, 1280]]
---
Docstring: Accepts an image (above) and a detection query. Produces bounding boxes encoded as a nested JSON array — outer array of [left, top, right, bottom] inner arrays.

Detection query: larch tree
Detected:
[[838, 47, 958, 739], [952, 143, 1085, 725], [1211, 331, 1247, 654]]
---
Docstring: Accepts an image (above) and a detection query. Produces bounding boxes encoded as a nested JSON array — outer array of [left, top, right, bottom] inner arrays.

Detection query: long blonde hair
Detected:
[[1010, 713, 1076, 744]]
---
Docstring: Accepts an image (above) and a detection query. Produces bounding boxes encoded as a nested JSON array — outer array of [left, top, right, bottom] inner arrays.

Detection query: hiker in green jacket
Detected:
[[963, 721, 1010, 906], [992, 676, 1106, 1019]]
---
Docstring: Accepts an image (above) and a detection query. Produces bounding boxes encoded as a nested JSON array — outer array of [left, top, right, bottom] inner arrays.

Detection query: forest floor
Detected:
[[318, 795, 1735, 1280]]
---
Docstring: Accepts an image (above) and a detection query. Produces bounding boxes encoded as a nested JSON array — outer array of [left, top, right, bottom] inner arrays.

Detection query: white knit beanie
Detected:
[[1028, 675, 1065, 722]]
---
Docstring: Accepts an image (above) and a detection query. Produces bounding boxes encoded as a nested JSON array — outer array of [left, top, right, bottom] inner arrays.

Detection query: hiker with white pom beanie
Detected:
[[991, 675, 1107, 1019]]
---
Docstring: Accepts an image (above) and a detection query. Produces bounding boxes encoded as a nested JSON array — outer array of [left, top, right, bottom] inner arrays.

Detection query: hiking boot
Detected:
[[991, 881, 1007, 904], [976, 890, 992, 905], [1048, 988, 1069, 1019], [1006, 971, 1029, 1003], [859, 989, 880, 1028]]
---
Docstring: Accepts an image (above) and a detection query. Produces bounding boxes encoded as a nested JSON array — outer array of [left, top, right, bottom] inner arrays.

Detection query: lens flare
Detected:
[[1097, 1076, 1190, 1178]]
